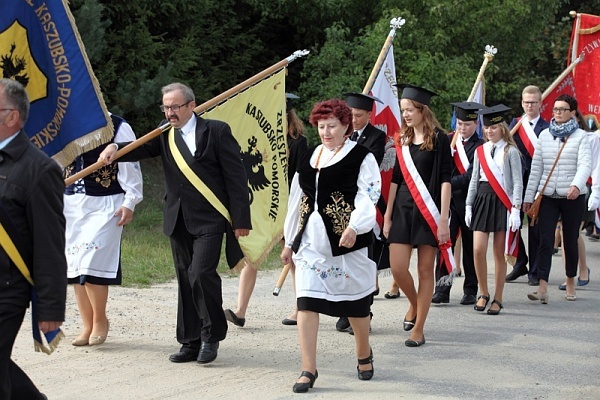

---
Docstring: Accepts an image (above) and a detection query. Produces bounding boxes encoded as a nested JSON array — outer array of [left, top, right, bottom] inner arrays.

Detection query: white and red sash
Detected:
[[453, 134, 470, 175], [477, 146, 519, 263], [397, 144, 456, 274], [515, 117, 537, 158]]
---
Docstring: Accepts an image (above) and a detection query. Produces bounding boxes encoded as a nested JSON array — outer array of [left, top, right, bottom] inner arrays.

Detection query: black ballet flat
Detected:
[[474, 294, 490, 312], [292, 370, 318, 393], [403, 315, 416, 331], [357, 348, 374, 381], [487, 299, 504, 315], [405, 335, 426, 347]]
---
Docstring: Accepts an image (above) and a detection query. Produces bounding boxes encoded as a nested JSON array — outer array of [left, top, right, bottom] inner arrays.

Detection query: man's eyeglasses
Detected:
[[522, 101, 539, 105], [552, 107, 572, 114], [159, 101, 192, 112]]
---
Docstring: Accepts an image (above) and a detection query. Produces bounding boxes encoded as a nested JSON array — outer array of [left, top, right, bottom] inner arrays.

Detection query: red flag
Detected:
[[540, 73, 577, 122], [569, 13, 600, 127], [369, 45, 401, 227]]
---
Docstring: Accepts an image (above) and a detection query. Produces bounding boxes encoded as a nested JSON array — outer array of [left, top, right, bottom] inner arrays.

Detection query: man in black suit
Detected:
[[0, 79, 67, 399], [505, 85, 550, 286], [99, 82, 251, 364], [432, 102, 484, 305], [335, 93, 387, 333]]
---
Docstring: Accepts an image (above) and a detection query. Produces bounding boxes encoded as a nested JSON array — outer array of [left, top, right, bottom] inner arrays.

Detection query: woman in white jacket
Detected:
[[523, 94, 592, 303]]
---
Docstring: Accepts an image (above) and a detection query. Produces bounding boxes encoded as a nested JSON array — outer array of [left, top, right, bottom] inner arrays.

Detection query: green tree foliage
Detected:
[[69, 0, 598, 134]]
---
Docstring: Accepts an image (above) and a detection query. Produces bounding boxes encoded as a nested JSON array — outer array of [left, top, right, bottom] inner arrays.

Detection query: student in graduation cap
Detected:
[[383, 84, 452, 347], [334, 92, 387, 334], [432, 102, 485, 306], [466, 105, 522, 315]]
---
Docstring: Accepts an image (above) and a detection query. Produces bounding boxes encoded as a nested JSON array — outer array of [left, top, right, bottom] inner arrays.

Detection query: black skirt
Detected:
[[387, 186, 438, 247], [297, 295, 371, 318], [67, 261, 122, 286], [471, 182, 507, 233]]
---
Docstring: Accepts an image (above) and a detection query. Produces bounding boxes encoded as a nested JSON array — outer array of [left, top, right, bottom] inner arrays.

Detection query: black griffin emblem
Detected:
[[241, 136, 270, 204], [1, 43, 29, 87]]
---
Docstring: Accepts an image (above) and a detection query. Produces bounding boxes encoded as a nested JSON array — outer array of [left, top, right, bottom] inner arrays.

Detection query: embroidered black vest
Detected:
[[292, 144, 373, 256], [64, 115, 126, 196]]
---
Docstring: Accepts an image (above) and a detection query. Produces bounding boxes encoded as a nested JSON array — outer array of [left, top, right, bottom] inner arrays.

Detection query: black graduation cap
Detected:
[[344, 92, 382, 111], [451, 101, 485, 122], [395, 83, 438, 106], [286, 93, 299, 111], [476, 104, 512, 126]]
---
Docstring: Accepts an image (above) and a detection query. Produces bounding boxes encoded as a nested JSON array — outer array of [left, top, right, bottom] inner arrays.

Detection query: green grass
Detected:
[[120, 158, 284, 287]]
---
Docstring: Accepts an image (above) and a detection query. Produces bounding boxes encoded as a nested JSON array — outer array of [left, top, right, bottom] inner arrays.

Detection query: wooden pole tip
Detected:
[[569, 10, 577, 18]]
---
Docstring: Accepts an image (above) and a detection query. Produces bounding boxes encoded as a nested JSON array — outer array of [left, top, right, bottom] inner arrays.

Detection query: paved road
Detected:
[[13, 232, 600, 399]]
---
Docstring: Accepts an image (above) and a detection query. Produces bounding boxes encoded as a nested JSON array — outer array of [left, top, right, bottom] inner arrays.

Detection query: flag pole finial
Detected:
[[390, 17, 406, 30], [287, 50, 310, 62]]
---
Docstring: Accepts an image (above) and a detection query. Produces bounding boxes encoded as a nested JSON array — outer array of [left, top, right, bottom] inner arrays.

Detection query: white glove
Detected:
[[588, 191, 600, 211], [465, 206, 472, 228], [509, 207, 521, 232]]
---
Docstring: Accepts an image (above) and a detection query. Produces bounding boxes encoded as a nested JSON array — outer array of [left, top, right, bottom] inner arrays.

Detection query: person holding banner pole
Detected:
[[383, 84, 452, 347], [281, 99, 381, 391], [466, 105, 522, 315], [99, 82, 251, 364], [524, 94, 591, 303], [0, 79, 67, 400], [506, 86, 549, 286], [432, 102, 484, 306]]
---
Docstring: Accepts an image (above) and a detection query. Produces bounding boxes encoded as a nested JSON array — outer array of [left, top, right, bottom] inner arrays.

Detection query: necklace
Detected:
[[315, 141, 345, 171]]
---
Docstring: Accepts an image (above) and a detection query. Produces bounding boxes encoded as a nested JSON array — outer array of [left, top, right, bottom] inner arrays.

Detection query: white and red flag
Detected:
[[369, 45, 401, 229]]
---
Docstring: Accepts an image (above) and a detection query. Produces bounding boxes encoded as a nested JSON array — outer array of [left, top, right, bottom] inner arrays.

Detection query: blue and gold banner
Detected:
[[0, 0, 112, 167]]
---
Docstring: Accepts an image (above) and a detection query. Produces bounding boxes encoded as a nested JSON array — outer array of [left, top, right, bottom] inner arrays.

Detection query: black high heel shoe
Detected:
[[403, 315, 416, 331], [357, 349, 374, 380], [474, 294, 490, 311], [487, 299, 503, 315], [292, 370, 318, 393]]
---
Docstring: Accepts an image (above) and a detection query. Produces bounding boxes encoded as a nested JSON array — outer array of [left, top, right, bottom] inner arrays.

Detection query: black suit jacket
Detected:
[[0, 131, 67, 321], [449, 132, 484, 202], [356, 123, 386, 166], [118, 115, 251, 237], [510, 116, 550, 183]]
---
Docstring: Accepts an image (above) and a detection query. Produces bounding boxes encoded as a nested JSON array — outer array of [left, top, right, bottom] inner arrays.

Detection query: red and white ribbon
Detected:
[[397, 144, 456, 273], [516, 117, 537, 158], [477, 146, 519, 263]]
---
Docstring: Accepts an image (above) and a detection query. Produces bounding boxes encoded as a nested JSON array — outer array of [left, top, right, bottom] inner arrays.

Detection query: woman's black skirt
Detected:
[[297, 295, 371, 318], [471, 182, 508, 233]]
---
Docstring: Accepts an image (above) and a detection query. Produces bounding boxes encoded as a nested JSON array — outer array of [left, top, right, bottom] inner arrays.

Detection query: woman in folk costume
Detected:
[[281, 99, 381, 392], [465, 105, 522, 315], [64, 114, 143, 346], [382, 84, 452, 347]]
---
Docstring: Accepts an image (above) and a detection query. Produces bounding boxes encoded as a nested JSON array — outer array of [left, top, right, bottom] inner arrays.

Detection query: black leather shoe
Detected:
[[169, 349, 199, 363], [528, 278, 540, 286], [405, 335, 426, 347], [357, 348, 374, 380], [506, 266, 528, 282], [197, 342, 219, 364], [431, 292, 449, 304], [292, 370, 318, 393], [336, 316, 350, 332], [403, 315, 416, 331], [282, 318, 297, 326], [460, 294, 477, 305], [224, 309, 245, 327]]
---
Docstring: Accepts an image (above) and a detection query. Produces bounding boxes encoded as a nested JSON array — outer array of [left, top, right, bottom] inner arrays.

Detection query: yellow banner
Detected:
[[201, 69, 288, 266]]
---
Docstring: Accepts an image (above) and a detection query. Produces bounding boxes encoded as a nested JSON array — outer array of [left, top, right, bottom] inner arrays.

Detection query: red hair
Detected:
[[309, 99, 353, 137]]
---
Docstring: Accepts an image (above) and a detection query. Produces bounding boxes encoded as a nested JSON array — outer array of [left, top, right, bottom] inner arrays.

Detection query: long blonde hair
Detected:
[[396, 99, 445, 151]]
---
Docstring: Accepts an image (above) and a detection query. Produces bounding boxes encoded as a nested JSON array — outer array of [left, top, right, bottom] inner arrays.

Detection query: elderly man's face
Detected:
[[161, 89, 195, 129]]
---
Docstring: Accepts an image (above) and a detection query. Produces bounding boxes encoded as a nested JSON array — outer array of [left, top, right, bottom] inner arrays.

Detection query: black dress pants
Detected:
[[0, 304, 44, 399], [169, 212, 227, 350]]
